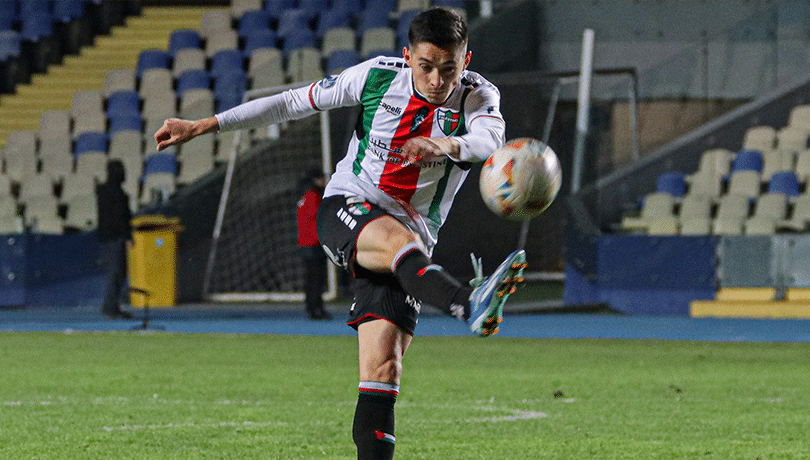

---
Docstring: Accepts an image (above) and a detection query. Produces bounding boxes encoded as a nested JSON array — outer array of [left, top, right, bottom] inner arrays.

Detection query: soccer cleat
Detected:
[[467, 249, 527, 337]]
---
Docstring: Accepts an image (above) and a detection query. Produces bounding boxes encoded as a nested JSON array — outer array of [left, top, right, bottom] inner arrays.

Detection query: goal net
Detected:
[[203, 85, 336, 302]]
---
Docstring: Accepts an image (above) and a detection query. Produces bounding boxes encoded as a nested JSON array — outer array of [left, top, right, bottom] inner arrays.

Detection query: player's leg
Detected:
[[355, 215, 472, 320], [356, 213, 528, 337], [353, 317, 412, 459]]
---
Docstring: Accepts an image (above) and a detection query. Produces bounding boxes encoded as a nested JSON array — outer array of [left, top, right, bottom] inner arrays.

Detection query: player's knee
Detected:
[[372, 358, 402, 384]]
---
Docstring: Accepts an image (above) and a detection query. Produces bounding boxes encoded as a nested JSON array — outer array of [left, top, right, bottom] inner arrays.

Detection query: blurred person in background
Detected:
[[96, 160, 133, 320], [297, 168, 331, 320]]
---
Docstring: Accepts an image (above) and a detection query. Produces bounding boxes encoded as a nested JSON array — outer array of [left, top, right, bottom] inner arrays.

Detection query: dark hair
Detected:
[[408, 7, 467, 51]]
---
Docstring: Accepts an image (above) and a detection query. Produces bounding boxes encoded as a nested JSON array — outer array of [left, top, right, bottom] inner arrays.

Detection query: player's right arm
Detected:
[[154, 59, 373, 152]]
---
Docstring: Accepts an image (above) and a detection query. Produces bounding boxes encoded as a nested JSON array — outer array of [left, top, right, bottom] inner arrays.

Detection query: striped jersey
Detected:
[[309, 56, 505, 250]]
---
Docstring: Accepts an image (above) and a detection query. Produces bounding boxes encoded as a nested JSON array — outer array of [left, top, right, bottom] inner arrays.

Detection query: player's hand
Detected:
[[154, 118, 196, 151], [400, 136, 443, 166]]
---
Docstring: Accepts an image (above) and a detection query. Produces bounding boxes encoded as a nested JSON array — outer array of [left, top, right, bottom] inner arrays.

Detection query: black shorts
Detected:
[[317, 195, 420, 335]]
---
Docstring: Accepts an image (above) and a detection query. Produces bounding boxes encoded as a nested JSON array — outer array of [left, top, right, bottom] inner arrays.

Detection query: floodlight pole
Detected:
[[571, 29, 595, 195]]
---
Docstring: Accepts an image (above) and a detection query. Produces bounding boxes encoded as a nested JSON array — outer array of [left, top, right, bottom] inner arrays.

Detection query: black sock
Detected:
[[392, 243, 472, 320], [353, 382, 398, 460]]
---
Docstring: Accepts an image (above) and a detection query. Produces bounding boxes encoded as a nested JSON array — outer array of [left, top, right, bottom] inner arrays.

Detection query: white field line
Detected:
[[4, 397, 554, 431], [102, 420, 288, 432], [467, 409, 548, 423]]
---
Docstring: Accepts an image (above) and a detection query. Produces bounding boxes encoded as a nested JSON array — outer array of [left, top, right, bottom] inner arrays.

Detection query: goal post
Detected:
[[202, 83, 337, 303]]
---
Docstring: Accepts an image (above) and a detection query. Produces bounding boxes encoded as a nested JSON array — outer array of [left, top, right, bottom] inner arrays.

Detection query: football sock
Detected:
[[353, 381, 399, 460], [391, 242, 472, 320]]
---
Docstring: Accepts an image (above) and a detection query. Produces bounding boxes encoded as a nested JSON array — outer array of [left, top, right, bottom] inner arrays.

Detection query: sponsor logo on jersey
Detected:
[[379, 101, 402, 116], [319, 76, 337, 88], [436, 108, 461, 135], [411, 106, 430, 132]]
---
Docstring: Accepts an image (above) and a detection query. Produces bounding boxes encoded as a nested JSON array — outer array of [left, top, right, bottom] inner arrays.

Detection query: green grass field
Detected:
[[2, 332, 809, 459]]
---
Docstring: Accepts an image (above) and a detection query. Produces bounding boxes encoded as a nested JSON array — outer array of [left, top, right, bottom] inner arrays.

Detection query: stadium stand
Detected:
[[137, 49, 173, 79], [243, 28, 279, 58], [74, 131, 107, 156], [60, 172, 96, 203], [326, 49, 360, 75], [168, 29, 202, 57], [172, 48, 207, 78], [0, 0, 436, 244], [63, 194, 98, 230], [211, 49, 245, 78], [656, 171, 686, 198], [248, 47, 284, 89], [321, 27, 356, 57]]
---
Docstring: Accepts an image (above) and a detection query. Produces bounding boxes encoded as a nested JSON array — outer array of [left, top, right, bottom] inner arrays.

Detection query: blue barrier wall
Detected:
[[564, 234, 717, 315], [0, 232, 105, 307]]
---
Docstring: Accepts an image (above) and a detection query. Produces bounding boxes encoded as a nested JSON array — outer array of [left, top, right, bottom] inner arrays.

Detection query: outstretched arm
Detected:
[[154, 117, 220, 151]]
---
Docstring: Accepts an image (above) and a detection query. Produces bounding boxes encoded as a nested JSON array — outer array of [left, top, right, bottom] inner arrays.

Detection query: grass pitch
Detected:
[[1, 331, 809, 459]]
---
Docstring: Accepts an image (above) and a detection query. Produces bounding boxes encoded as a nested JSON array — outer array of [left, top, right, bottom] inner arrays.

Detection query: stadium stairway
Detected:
[[0, 6, 213, 146], [691, 288, 810, 319]]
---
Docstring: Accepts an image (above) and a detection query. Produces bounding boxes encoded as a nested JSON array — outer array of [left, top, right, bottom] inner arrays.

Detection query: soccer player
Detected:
[[154, 7, 526, 459]]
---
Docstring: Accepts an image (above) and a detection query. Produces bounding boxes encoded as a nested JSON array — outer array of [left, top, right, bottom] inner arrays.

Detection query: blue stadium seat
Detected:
[[0, 31, 21, 60], [326, 49, 359, 74], [143, 153, 178, 178], [364, 47, 397, 58], [0, 1, 18, 31], [332, 0, 366, 12], [357, 5, 392, 33], [731, 150, 764, 173], [176, 69, 211, 97], [108, 113, 142, 134], [434, 0, 465, 8], [74, 131, 108, 156], [137, 49, 172, 78], [106, 90, 140, 117], [243, 29, 278, 57], [20, 10, 54, 42], [316, 8, 353, 37], [277, 9, 312, 38], [214, 72, 247, 112], [768, 171, 800, 197], [19, 0, 50, 19], [211, 49, 245, 78], [169, 29, 201, 56], [0, 30, 24, 94], [396, 10, 420, 49], [52, 0, 85, 23], [282, 30, 316, 55], [264, 0, 298, 21], [656, 171, 686, 197], [298, 0, 329, 18], [237, 10, 271, 38]]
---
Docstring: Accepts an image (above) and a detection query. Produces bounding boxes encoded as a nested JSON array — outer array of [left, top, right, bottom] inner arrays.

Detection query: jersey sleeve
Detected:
[[455, 77, 506, 162], [306, 58, 376, 111], [215, 59, 376, 132]]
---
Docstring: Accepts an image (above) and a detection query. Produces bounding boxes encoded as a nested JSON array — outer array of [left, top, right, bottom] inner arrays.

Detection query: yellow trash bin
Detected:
[[127, 215, 184, 307]]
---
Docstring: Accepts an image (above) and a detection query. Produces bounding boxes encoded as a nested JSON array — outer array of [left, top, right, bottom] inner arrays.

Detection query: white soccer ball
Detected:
[[479, 138, 562, 221]]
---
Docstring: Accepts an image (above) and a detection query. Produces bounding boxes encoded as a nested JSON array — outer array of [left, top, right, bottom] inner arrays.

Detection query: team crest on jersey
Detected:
[[436, 108, 461, 135], [346, 196, 372, 216]]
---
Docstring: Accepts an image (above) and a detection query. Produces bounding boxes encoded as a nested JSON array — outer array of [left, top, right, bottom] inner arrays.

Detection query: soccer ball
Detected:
[[479, 138, 562, 221]]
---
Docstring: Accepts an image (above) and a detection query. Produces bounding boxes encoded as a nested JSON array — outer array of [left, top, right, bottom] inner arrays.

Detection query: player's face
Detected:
[[404, 42, 471, 105]]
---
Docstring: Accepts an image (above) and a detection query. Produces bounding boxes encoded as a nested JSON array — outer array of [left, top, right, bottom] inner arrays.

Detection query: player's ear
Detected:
[[403, 46, 411, 65], [463, 50, 472, 69]]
